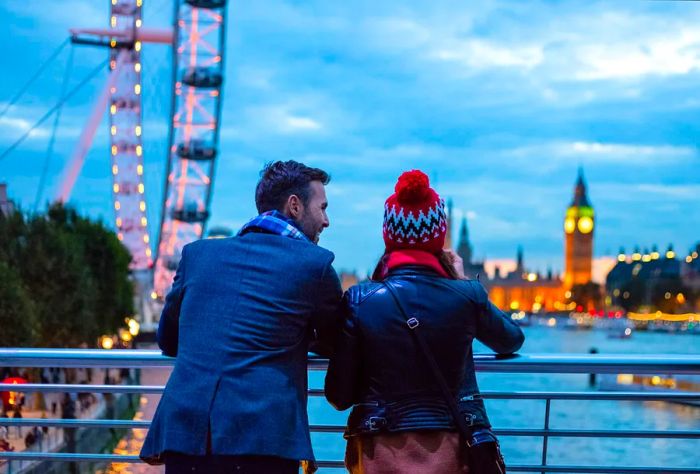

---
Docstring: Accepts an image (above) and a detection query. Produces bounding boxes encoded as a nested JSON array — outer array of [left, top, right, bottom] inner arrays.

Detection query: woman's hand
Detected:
[[441, 249, 466, 279]]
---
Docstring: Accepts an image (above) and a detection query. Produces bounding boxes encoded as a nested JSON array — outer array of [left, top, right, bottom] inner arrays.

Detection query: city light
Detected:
[[134, 84, 141, 95], [114, 201, 121, 210], [112, 165, 119, 175], [127, 318, 141, 337], [150, 291, 158, 300], [666, 250, 675, 259], [135, 41, 142, 52], [527, 273, 537, 282], [99, 335, 115, 350], [617, 253, 626, 262], [135, 63, 141, 72]]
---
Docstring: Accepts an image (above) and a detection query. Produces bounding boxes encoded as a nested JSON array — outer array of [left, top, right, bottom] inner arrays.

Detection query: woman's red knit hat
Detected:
[[383, 170, 447, 253]]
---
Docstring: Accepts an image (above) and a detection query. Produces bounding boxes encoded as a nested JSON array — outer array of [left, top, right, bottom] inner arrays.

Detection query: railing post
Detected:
[[541, 398, 551, 474]]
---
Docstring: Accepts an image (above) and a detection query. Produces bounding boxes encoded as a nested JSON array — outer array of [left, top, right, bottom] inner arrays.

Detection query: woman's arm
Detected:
[[324, 291, 362, 411], [471, 281, 525, 354]]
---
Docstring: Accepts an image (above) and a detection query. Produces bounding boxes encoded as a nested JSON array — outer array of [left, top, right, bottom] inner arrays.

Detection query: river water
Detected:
[[105, 326, 699, 473]]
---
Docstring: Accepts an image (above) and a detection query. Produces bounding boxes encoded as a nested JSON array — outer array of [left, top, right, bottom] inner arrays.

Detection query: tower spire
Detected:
[[516, 246, 524, 273], [456, 216, 473, 265], [571, 167, 591, 207]]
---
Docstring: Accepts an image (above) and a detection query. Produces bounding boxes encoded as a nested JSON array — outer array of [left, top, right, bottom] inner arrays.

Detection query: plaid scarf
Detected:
[[238, 210, 310, 242]]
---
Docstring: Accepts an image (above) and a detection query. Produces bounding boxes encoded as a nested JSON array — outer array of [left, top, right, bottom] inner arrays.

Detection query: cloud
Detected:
[[431, 40, 544, 71], [573, 30, 700, 81], [0, 116, 49, 139], [504, 141, 697, 163], [634, 184, 700, 200], [285, 115, 322, 131]]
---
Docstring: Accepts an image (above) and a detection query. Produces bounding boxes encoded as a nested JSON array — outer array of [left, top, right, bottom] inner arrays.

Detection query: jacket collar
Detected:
[[386, 265, 444, 278]]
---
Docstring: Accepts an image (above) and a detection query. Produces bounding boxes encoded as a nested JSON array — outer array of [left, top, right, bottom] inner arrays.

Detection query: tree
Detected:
[[0, 204, 135, 347], [0, 261, 38, 346]]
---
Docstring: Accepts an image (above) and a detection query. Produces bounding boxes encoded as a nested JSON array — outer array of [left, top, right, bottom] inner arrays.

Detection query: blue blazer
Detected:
[[140, 233, 343, 464]]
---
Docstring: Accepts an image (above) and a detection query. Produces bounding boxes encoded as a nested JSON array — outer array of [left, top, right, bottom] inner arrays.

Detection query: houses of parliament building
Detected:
[[444, 169, 595, 312]]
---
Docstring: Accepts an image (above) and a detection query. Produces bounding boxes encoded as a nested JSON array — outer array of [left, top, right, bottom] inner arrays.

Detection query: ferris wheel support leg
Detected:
[[56, 56, 123, 203]]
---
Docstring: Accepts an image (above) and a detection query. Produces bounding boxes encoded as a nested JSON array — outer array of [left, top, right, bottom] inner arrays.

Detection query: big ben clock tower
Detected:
[[564, 168, 594, 289]]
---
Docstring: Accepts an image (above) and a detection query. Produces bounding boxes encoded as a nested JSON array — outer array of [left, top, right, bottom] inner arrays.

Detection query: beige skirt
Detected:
[[345, 430, 469, 474]]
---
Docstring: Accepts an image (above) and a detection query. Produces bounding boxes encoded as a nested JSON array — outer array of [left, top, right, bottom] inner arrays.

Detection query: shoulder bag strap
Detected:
[[383, 279, 473, 441]]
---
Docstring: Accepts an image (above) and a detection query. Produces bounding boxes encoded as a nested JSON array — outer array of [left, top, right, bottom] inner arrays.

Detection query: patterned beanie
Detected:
[[383, 170, 447, 253]]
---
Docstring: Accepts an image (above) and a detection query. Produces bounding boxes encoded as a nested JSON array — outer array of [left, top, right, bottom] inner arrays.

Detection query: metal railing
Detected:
[[0, 349, 699, 473]]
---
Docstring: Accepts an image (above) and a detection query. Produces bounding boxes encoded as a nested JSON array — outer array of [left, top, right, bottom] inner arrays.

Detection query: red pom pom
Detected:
[[395, 170, 430, 203]]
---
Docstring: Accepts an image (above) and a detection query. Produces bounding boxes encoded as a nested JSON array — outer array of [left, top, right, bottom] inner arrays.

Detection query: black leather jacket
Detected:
[[325, 267, 525, 437]]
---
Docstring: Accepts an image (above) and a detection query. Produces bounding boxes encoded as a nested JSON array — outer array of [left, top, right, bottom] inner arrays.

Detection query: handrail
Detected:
[[2, 383, 700, 402], [1, 348, 699, 373], [0, 349, 698, 474]]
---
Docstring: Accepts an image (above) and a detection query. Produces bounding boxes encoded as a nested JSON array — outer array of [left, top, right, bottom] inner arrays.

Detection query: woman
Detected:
[[325, 170, 525, 473]]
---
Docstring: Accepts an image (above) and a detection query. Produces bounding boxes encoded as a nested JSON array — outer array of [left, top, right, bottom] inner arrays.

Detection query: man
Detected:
[[140, 161, 344, 473]]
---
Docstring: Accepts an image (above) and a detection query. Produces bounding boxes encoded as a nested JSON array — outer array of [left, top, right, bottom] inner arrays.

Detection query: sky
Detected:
[[1, 0, 699, 280]]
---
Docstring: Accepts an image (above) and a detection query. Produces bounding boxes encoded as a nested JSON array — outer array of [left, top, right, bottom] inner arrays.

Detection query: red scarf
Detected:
[[373, 249, 451, 280]]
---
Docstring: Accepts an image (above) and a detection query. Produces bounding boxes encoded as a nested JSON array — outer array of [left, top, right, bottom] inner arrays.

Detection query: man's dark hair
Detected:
[[255, 161, 330, 213]]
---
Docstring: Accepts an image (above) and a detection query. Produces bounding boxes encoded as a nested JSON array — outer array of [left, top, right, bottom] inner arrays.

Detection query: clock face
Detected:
[[578, 216, 594, 234], [564, 217, 576, 234]]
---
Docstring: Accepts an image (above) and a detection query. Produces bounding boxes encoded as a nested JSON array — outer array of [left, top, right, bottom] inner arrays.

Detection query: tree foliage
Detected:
[[0, 204, 134, 347]]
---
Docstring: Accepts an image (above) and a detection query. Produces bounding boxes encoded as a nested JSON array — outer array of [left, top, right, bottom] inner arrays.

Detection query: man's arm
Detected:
[[471, 281, 525, 354], [324, 291, 361, 411], [156, 245, 187, 357], [308, 256, 344, 357]]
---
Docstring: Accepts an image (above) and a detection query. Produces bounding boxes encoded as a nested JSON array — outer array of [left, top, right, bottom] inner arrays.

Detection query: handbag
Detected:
[[383, 280, 506, 474]]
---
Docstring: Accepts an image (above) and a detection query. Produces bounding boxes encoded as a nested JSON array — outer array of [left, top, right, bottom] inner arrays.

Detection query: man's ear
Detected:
[[285, 194, 303, 219]]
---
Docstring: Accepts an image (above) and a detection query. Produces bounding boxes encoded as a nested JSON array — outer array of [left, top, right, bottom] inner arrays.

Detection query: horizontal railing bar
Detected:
[[1, 349, 699, 374], [0, 383, 164, 394], [494, 429, 700, 439], [0, 349, 173, 368], [506, 467, 699, 473], [0, 452, 142, 462], [308, 388, 700, 401], [0, 418, 150, 429], [0, 453, 695, 473], [2, 418, 697, 440], [480, 391, 700, 401], [4, 384, 697, 403]]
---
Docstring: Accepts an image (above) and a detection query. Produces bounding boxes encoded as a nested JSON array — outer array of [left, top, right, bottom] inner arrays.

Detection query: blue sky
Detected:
[[1, 0, 699, 279]]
